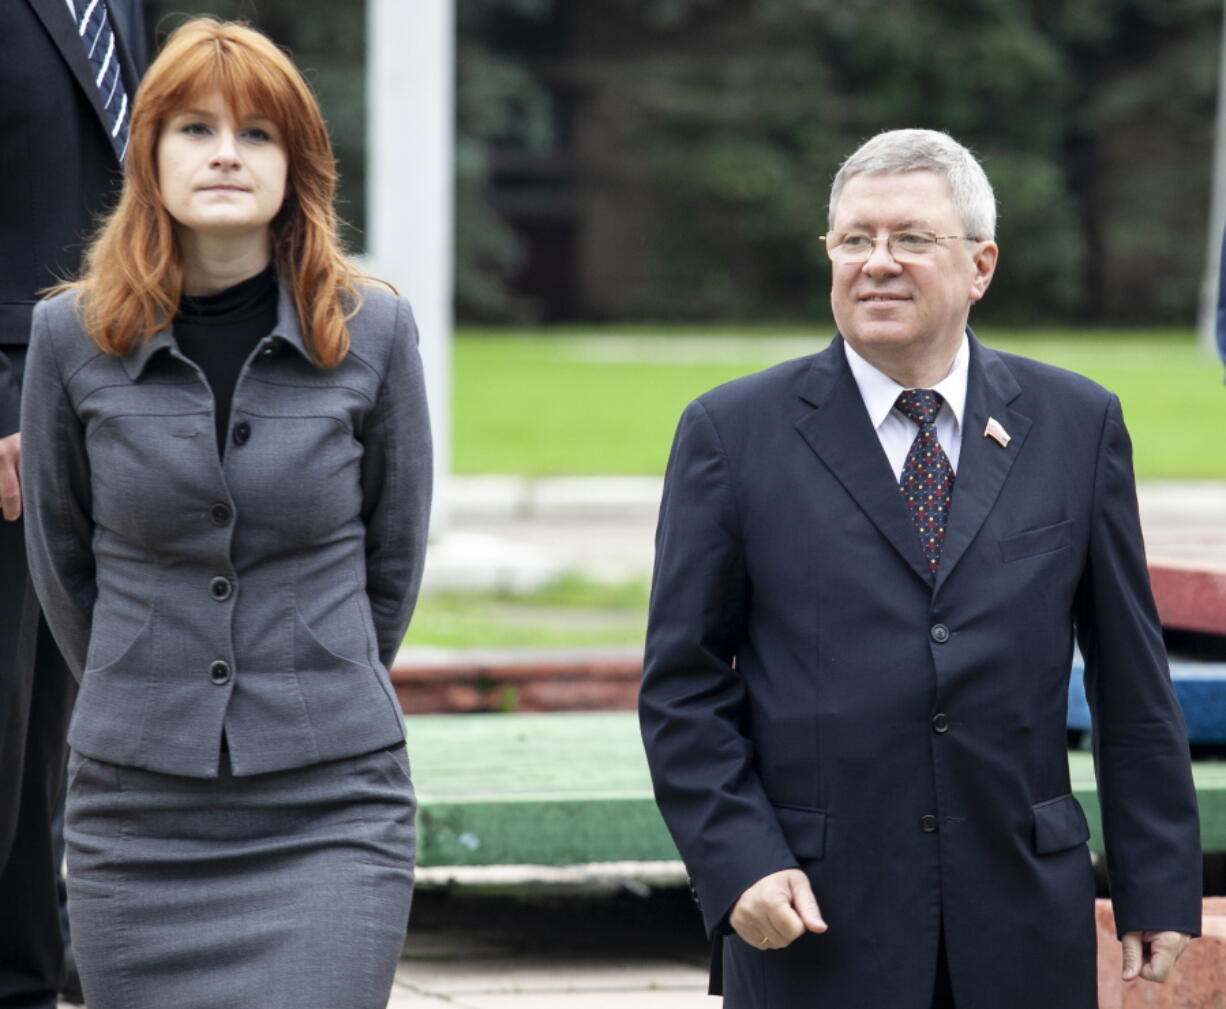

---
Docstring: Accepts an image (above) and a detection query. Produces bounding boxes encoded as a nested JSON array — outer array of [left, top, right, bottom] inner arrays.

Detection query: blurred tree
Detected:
[[491, 0, 1218, 323], [137, 1, 1222, 324], [455, 0, 559, 320]]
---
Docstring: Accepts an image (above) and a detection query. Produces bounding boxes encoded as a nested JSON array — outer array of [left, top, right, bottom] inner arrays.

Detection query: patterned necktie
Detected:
[[72, 0, 131, 161], [896, 389, 955, 575]]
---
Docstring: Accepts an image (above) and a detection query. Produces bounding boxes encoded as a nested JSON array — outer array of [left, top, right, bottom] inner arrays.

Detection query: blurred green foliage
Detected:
[[462, 0, 1220, 323], [137, 2, 1223, 325]]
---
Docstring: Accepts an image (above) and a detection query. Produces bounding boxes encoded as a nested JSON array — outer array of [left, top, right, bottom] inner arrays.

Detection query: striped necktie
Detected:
[[72, 0, 131, 161]]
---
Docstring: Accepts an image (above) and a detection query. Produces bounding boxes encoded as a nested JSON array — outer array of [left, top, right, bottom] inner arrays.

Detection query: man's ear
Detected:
[[968, 241, 998, 303]]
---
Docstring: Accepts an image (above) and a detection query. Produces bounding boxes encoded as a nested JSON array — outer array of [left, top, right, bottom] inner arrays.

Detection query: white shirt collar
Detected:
[[843, 333, 970, 432]]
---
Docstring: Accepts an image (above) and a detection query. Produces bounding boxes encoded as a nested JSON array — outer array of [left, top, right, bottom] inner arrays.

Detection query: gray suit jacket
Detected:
[[21, 282, 432, 778]]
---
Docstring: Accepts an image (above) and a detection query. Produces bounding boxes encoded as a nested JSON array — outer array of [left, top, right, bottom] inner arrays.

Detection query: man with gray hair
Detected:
[[640, 128, 1201, 1008]]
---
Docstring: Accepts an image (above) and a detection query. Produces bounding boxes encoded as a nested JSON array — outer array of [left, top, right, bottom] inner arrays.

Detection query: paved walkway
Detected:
[[389, 887, 710, 1007], [427, 477, 1226, 592]]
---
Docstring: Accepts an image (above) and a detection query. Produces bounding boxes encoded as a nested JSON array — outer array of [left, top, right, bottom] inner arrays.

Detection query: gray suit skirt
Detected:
[[65, 744, 415, 1009]]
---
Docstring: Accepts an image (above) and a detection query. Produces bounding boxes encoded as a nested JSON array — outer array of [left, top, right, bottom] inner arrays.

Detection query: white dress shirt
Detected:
[[843, 335, 969, 480]]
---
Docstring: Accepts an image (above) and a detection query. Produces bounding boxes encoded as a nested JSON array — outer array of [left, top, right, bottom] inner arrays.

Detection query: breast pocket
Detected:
[[999, 518, 1073, 563]]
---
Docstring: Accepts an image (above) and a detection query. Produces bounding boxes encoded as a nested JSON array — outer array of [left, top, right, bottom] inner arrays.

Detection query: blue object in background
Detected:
[[1068, 657, 1226, 743]]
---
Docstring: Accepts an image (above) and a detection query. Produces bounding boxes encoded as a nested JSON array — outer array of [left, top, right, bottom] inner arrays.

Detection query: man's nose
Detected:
[[861, 238, 902, 276]]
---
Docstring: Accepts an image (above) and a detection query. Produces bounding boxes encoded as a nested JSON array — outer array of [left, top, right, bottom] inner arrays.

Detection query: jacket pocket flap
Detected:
[[1000, 518, 1073, 563], [773, 804, 827, 860], [1033, 793, 1090, 854]]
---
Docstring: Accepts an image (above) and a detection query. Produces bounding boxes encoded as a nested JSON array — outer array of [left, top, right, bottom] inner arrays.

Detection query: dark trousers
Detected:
[[0, 347, 76, 1009]]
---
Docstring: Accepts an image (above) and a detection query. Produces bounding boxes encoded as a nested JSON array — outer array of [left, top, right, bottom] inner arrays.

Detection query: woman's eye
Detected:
[[243, 127, 274, 142], [181, 121, 211, 136]]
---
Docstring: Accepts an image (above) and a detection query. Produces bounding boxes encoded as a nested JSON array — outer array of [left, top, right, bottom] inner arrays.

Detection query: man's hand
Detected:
[[0, 432, 20, 521], [730, 868, 827, 950], [1121, 930, 1191, 983]]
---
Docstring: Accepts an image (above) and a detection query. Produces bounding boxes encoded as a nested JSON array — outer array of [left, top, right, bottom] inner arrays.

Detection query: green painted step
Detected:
[[405, 712, 1226, 867]]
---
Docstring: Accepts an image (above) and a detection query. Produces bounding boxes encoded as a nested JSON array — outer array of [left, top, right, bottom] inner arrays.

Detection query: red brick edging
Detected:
[[390, 649, 642, 714]]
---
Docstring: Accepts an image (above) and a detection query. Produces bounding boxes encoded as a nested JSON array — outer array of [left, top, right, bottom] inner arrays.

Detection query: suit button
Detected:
[[920, 814, 938, 833], [209, 660, 231, 685], [232, 421, 252, 446], [932, 713, 949, 733], [930, 623, 950, 643], [209, 576, 233, 601], [208, 502, 233, 527]]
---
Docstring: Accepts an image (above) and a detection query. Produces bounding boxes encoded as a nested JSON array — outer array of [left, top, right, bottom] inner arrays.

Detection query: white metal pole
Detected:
[[367, 0, 455, 529], [1197, 0, 1226, 357]]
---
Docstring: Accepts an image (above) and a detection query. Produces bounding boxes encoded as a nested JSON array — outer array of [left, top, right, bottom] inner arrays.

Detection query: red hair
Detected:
[[62, 18, 376, 368]]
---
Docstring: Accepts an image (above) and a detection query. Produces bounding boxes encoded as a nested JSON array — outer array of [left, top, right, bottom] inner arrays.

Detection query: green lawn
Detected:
[[406, 575, 649, 649], [454, 327, 1226, 479]]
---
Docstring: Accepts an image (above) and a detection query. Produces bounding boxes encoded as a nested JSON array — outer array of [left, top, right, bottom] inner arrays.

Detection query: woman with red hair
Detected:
[[21, 18, 431, 1008]]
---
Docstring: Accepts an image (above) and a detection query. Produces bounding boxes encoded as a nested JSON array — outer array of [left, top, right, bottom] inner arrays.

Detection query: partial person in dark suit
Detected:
[[640, 129, 1201, 1009], [0, 3, 143, 1007]]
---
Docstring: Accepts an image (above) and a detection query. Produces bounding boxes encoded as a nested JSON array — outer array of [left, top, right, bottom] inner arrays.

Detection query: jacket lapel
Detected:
[[933, 334, 1031, 592], [794, 337, 933, 586], [27, 0, 124, 157]]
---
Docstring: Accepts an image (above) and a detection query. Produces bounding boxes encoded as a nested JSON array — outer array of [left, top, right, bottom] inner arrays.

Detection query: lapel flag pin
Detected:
[[984, 417, 1011, 448]]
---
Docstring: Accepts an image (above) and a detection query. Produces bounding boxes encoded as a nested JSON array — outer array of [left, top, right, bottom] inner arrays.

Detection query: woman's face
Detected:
[[156, 91, 288, 241]]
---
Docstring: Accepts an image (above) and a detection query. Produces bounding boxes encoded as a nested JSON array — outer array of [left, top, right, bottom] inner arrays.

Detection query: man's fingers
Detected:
[[1140, 931, 1190, 984], [730, 868, 824, 950], [1120, 931, 1143, 981], [787, 872, 828, 934], [765, 887, 805, 944], [0, 433, 21, 522]]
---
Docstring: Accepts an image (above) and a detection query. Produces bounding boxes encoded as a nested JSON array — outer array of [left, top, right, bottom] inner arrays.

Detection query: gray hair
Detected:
[[828, 129, 997, 240]]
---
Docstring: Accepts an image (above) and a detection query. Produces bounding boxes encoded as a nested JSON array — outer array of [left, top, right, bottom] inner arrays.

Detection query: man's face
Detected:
[[828, 171, 997, 372]]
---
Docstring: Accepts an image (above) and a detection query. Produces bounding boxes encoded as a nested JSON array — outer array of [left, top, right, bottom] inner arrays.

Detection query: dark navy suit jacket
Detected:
[[640, 332, 1201, 1009], [0, 0, 144, 436]]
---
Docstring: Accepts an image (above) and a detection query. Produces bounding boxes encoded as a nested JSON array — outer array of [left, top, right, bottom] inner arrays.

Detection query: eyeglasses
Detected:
[[822, 230, 979, 264]]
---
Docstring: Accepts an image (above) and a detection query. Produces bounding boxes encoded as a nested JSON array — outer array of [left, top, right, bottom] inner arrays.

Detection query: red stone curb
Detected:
[[1096, 898, 1226, 1008], [390, 649, 642, 714], [1149, 559, 1226, 637]]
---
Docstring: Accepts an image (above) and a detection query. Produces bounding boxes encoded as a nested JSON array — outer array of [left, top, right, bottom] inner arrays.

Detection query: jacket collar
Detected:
[[794, 329, 1030, 590], [121, 278, 312, 381]]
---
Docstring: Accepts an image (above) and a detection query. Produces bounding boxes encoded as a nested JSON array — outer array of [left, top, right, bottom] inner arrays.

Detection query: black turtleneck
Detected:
[[175, 266, 278, 457]]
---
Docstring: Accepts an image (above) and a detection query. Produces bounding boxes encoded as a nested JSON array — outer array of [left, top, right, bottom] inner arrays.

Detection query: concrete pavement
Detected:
[[425, 476, 1226, 593], [390, 886, 711, 1007]]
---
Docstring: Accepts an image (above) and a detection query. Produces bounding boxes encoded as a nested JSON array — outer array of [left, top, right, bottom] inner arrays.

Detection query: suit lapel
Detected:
[[27, 0, 121, 156], [933, 334, 1032, 592], [794, 337, 933, 587]]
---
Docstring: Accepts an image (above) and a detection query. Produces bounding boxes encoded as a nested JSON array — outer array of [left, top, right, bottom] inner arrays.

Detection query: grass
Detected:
[[453, 326, 1226, 479], [406, 575, 649, 649]]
